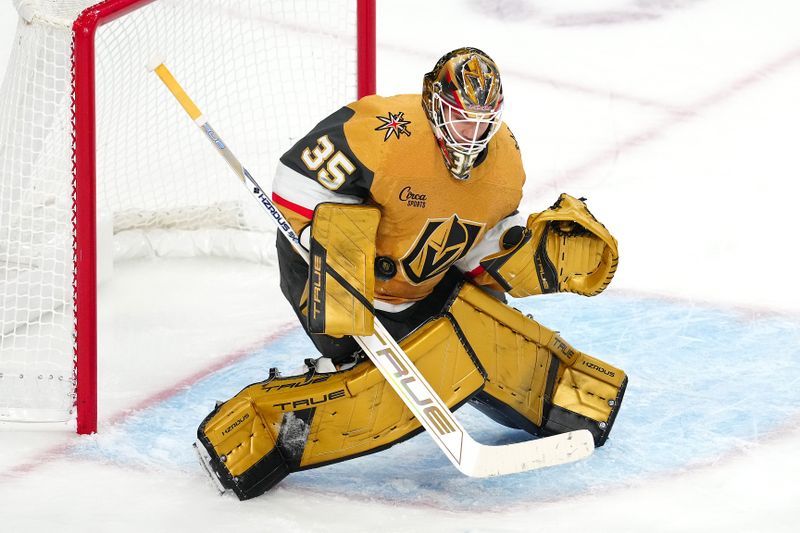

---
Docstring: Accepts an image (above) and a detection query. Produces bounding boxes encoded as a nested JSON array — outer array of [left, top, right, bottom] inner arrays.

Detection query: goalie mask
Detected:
[[422, 47, 504, 180]]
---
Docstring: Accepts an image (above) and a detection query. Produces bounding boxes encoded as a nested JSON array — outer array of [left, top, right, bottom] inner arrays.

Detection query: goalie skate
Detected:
[[193, 439, 228, 495]]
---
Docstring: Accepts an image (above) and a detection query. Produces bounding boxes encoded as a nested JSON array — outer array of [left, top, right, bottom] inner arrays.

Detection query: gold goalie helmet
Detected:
[[422, 47, 504, 180]]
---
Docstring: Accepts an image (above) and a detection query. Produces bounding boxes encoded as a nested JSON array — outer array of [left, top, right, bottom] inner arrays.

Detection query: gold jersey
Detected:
[[272, 93, 526, 304]]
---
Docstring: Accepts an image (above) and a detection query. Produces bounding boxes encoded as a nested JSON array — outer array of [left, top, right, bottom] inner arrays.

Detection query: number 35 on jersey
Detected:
[[300, 135, 356, 191]]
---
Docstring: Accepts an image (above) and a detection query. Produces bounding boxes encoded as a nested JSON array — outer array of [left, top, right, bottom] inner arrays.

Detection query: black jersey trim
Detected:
[[279, 106, 375, 199]]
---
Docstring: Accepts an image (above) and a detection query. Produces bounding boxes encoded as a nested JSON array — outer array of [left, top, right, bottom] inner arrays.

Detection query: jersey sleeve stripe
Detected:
[[272, 161, 363, 214], [272, 192, 314, 219], [465, 265, 486, 278]]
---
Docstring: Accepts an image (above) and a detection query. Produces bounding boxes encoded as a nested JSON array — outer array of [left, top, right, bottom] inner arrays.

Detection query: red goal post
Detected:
[[0, 0, 376, 435]]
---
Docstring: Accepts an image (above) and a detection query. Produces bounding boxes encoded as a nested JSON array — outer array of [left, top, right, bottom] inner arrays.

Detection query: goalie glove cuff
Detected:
[[479, 225, 557, 297]]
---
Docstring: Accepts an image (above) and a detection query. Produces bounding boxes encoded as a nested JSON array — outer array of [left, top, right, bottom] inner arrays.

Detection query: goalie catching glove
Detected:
[[480, 193, 618, 297], [307, 203, 380, 336]]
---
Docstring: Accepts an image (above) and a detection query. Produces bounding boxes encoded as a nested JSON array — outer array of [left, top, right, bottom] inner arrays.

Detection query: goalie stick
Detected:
[[149, 59, 594, 480]]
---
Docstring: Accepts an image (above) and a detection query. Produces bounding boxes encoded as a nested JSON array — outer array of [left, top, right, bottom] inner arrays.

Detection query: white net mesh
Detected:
[[0, 0, 360, 423]]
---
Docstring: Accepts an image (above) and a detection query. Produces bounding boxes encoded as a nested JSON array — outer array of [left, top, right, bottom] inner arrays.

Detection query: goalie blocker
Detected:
[[195, 279, 627, 500]]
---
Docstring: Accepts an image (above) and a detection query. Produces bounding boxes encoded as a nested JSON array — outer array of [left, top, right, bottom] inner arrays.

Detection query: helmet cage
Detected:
[[430, 89, 504, 157], [422, 47, 505, 180]]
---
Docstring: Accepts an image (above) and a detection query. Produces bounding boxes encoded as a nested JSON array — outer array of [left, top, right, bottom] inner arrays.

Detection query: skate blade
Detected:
[[193, 439, 228, 495]]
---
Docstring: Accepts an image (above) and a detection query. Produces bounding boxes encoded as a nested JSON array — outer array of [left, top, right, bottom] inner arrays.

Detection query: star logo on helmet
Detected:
[[375, 111, 411, 141]]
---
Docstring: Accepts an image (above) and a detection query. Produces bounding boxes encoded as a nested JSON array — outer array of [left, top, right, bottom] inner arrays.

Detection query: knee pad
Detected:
[[196, 315, 484, 500], [447, 282, 627, 446]]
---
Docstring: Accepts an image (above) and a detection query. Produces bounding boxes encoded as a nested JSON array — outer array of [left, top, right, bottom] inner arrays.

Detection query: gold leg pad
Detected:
[[447, 282, 627, 444], [196, 315, 484, 499]]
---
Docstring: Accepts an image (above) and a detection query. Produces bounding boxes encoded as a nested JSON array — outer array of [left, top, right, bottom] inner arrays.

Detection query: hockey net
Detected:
[[0, 0, 374, 433]]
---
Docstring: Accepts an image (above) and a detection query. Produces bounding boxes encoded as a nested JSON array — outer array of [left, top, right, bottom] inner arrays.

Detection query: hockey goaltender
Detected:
[[193, 47, 628, 500]]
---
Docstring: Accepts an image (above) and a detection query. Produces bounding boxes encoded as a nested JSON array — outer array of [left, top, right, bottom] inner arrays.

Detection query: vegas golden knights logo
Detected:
[[401, 215, 484, 284], [461, 55, 500, 109]]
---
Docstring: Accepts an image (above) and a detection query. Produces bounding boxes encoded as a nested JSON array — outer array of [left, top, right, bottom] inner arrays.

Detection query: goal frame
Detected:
[[70, 0, 376, 434]]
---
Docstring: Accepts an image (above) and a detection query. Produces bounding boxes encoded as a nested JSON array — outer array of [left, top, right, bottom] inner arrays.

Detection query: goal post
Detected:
[[0, 0, 376, 435]]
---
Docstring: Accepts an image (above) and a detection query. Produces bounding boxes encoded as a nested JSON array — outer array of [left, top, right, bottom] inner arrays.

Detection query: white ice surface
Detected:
[[1, 1, 799, 531]]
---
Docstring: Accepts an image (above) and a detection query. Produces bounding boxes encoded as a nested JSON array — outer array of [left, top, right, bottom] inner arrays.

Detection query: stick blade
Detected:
[[459, 429, 595, 478]]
